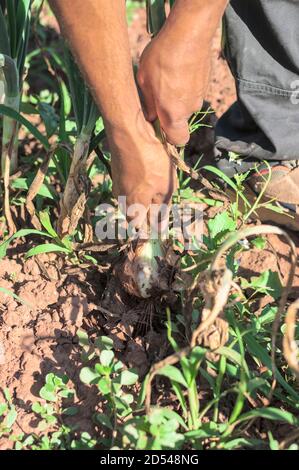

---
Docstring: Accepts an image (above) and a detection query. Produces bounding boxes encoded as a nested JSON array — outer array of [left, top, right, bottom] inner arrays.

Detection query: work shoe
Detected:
[[215, 154, 299, 231]]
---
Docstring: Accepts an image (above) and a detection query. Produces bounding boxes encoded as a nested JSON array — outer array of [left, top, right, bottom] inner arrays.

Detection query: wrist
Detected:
[[160, 0, 228, 43], [175, 0, 228, 13], [102, 96, 144, 137], [105, 110, 154, 151]]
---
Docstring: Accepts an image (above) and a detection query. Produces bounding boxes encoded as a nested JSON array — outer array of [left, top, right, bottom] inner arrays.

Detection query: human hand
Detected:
[[137, 0, 227, 146], [107, 114, 177, 228]]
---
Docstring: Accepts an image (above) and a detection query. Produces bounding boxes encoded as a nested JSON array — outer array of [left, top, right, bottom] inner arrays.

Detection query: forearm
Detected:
[[49, 0, 141, 134]]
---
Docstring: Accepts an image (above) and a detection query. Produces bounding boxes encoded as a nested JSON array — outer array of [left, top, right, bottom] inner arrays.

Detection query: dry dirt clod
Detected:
[[124, 338, 149, 377]]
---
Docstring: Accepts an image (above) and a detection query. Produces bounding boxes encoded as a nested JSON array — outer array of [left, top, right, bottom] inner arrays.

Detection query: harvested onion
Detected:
[[118, 237, 167, 299], [134, 238, 165, 298]]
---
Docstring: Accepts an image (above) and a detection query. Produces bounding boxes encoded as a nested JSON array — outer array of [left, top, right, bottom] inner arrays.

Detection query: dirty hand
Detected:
[[137, 0, 228, 146], [107, 115, 177, 227]]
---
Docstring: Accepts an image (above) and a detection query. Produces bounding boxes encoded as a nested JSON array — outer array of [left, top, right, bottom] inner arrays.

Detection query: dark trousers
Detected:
[[216, 0, 299, 164]]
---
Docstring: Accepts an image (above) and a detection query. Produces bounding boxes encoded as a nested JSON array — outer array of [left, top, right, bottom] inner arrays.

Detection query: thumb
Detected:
[[137, 72, 157, 123], [160, 117, 190, 147]]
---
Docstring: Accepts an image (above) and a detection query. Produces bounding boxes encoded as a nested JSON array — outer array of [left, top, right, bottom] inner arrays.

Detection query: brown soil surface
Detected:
[[1, 6, 298, 449], [0, 247, 170, 447], [0, 250, 101, 447], [1, 232, 299, 447]]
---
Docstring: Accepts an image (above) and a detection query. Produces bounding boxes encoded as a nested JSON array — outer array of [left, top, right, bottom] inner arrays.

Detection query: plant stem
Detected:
[[213, 355, 227, 422], [3, 116, 17, 236], [0, 54, 20, 176], [188, 380, 200, 430], [57, 130, 91, 237], [2, 95, 20, 173]]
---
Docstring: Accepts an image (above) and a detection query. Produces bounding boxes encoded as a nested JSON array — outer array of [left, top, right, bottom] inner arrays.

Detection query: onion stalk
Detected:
[[57, 47, 100, 238], [0, 0, 31, 175], [0, 53, 19, 235], [0, 53, 20, 176]]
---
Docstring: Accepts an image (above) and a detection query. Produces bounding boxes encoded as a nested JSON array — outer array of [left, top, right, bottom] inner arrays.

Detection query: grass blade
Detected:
[[0, 229, 51, 259], [235, 407, 298, 426], [146, 0, 166, 36], [16, 0, 31, 58], [0, 104, 50, 149], [6, 0, 17, 57], [157, 365, 188, 388], [64, 46, 85, 133], [39, 211, 59, 239], [0, 3, 10, 55], [25, 243, 72, 258], [203, 165, 251, 208], [16, 5, 30, 75], [245, 332, 299, 401]]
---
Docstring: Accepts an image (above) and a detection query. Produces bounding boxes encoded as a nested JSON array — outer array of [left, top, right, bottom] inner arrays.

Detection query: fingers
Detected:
[[153, 169, 177, 206], [139, 87, 190, 146], [126, 197, 169, 237], [141, 89, 157, 123], [138, 67, 191, 146], [160, 116, 190, 147]]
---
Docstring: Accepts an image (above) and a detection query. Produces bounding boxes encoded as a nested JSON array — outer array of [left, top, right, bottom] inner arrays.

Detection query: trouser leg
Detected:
[[215, 0, 299, 173]]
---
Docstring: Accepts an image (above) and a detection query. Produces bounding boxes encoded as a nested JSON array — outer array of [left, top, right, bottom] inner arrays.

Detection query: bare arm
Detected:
[[49, 0, 140, 133], [49, 0, 176, 221]]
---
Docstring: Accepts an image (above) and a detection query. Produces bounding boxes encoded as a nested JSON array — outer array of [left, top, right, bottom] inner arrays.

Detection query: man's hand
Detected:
[[108, 116, 177, 225], [138, 0, 228, 146]]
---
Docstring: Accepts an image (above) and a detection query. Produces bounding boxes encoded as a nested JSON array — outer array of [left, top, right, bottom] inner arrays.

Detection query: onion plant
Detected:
[[57, 47, 99, 238], [146, 0, 166, 35], [146, 0, 175, 35], [0, 0, 31, 175]]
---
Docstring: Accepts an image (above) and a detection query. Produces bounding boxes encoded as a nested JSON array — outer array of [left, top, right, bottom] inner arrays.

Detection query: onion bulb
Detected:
[[134, 238, 165, 298], [118, 238, 166, 299]]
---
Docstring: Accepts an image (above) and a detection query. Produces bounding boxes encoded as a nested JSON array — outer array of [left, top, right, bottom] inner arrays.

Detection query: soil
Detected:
[[0, 246, 171, 447], [0, 7, 298, 448], [0, 249, 100, 446]]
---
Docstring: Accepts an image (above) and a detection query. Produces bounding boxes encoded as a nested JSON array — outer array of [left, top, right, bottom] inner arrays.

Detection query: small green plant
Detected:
[[57, 47, 100, 238], [38, 373, 75, 403], [0, 210, 73, 260], [0, 388, 17, 438], [122, 408, 186, 450], [79, 335, 138, 447]]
